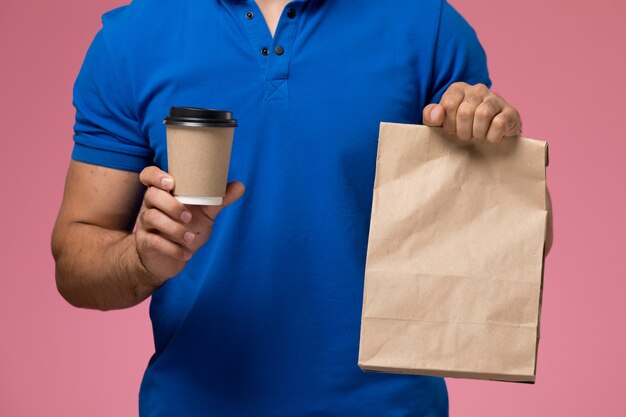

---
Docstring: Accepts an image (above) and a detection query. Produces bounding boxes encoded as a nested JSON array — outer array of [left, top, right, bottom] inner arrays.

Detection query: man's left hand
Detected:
[[423, 82, 521, 143]]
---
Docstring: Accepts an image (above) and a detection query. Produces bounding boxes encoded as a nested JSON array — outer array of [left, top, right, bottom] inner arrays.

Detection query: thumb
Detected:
[[422, 103, 445, 126], [200, 181, 245, 220], [221, 181, 246, 207]]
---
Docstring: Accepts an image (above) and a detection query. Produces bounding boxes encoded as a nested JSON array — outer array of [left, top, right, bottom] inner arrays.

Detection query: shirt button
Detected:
[[261, 47, 270, 56], [274, 45, 285, 55], [287, 8, 296, 18], [246, 11, 254, 19]]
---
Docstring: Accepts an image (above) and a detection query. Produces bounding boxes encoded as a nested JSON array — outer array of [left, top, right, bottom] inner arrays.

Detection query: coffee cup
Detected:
[[164, 107, 237, 205]]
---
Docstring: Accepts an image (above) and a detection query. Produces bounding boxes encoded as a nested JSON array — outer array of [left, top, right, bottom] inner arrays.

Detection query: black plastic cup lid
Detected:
[[163, 106, 238, 128]]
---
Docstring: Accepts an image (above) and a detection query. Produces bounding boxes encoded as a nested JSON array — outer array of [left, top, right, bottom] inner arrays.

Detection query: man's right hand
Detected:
[[136, 166, 245, 285], [52, 160, 244, 310]]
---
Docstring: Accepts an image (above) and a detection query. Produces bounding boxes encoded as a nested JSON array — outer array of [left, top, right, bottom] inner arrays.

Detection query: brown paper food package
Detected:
[[358, 123, 549, 383]]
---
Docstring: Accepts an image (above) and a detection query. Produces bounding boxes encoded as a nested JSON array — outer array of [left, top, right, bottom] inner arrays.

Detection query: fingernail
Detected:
[[161, 177, 174, 188], [180, 211, 192, 223], [431, 106, 443, 122], [184, 232, 195, 244], [183, 250, 192, 260]]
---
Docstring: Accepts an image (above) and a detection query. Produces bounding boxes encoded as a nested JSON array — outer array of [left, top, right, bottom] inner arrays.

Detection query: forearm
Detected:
[[53, 223, 158, 311]]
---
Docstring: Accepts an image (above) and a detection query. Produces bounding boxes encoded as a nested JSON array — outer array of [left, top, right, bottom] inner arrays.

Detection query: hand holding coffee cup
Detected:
[[135, 166, 245, 284], [134, 107, 244, 284]]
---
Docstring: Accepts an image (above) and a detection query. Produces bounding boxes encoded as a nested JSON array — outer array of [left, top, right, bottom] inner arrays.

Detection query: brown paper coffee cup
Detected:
[[164, 107, 237, 205]]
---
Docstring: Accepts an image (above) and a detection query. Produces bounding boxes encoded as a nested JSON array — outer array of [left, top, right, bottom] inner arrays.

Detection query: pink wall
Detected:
[[1, 0, 624, 415]]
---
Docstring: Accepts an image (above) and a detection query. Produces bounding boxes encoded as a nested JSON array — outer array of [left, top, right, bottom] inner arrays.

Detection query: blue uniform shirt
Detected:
[[72, 1, 491, 415]]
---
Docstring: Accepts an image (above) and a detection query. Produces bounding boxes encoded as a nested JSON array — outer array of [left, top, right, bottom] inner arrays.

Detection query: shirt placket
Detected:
[[221, 0, 308, 102]]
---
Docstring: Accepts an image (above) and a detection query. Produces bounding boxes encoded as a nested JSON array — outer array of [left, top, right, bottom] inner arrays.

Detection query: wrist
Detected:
[[125, 234, 164, 298]]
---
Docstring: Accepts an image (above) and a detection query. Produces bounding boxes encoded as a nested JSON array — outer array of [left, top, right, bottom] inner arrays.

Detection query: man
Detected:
[[52, 0, 550, 415]]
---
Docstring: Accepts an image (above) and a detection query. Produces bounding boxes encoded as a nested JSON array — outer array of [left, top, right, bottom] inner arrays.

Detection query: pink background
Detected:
[[1, 0, 624, 415]]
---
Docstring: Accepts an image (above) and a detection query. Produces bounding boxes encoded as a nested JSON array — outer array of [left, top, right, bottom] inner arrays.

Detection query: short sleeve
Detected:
[[427, 1, 492, 104], [71, 28, 153, 172]]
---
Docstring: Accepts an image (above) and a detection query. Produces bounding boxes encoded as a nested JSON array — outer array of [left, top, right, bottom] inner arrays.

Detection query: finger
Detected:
[[504, 108, 522, 137], [137, 229, 192, 261], [440, 86, 466, 134], [473, 95, 504, 140], [139, 166, 174, 192], [144, 186, 193, 224], [139, 208, 196, 249], [201, 181, 246, 222], [455, 93, 483, 141], [422, 103, 446, 126], [222, 181, 246, 207], [485, 109, 520, 143]]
